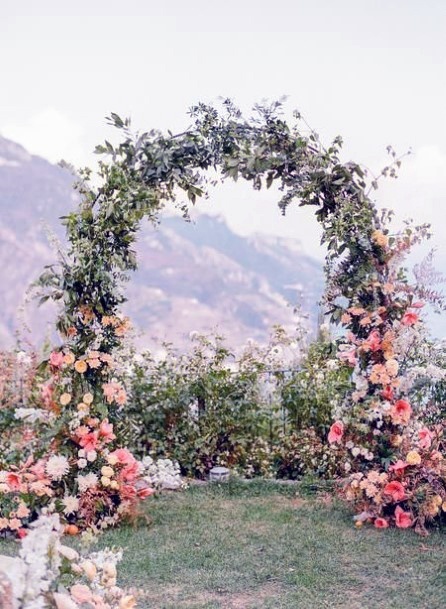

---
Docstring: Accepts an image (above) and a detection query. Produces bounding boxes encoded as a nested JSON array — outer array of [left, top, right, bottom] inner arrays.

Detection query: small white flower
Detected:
[[87, 450, 97, 462]]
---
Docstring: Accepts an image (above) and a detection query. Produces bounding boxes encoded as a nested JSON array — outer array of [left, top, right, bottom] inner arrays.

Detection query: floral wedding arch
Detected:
[[0, 100, 444, 535]]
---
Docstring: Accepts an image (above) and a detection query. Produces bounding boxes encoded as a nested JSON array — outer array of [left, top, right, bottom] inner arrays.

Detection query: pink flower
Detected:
[[338, 346, 357, 367], [99, 420, 116, 442], [389, 460, 409, 474], [364, 330, 381, 353], [374, 517, 389, 529], [390, 400, 412, 426], [6, 472, 21, 491], [381, 386, 394, 401], [418, 427, 433, 450], [401, 312, 419, 327], [49, 351, 64, 368], [412, 301, 425, 309], [109, 448, 136, 466], [79, 431, 99, 452], [394, 505, 413, 528], [383, 480, 406, 502], [328, 421, 344, 444]]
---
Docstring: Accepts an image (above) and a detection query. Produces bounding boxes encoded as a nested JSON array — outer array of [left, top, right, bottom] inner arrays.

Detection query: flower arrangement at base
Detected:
[[0, 311, 155, 537], [5, 513, 137, 609]]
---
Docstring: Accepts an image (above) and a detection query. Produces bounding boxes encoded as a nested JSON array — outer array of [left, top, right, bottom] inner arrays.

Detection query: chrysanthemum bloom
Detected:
[[390, 400, 412, 425], [406, 450, 421, 466], [374, 517, 389, 529], [383, 480, 406, 502], [328, 421, 344, 444], [394, 506, 413, 528], [62, 495, 80, 515], [401, 311, 419, 327], [418, 428, 433, 450], [46, 455, 70, 481], [74, 360, 88, 374]]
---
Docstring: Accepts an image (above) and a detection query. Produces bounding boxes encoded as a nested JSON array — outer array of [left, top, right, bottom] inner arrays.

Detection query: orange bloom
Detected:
[[390, 400, 412, 426], [394, 506, 413, 528], [383, 480, 406, 502]]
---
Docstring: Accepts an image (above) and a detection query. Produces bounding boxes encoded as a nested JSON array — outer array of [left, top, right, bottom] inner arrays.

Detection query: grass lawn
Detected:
[[2, 479, 446, 608]]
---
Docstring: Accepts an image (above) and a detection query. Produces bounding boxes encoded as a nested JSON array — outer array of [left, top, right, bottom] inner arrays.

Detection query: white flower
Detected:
[[46, 455, 70, 481], [77, 459, 88, 469], [62, 495, 79, 516], [87, 450, 97, 462], [77, 473, 98, 493]]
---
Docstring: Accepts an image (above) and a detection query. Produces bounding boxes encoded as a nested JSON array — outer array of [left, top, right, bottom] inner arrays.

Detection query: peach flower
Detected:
[[74, 360, 88, 374], [70, 584, 93, 604]]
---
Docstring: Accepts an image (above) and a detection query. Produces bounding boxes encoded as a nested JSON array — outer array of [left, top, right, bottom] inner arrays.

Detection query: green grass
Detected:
[[2, 479, 446, 608]]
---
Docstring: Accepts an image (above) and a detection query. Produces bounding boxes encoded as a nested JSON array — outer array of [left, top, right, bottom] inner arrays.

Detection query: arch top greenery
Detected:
[[40, 99, 382, 349]]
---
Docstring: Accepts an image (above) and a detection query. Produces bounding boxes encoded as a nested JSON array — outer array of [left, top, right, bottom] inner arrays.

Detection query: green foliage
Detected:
[[281, 338, 352, 437]]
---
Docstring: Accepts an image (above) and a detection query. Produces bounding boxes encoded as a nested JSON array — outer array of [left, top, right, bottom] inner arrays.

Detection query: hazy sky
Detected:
[[1, 0, 445, 267]]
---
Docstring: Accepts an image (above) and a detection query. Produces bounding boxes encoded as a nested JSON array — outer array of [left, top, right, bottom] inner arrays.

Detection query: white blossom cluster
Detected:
[[140, 456, 184, 490]]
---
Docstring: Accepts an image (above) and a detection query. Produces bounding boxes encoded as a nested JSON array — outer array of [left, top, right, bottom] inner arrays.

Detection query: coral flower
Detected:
[[383, 480, 406, 502], [401, 312, 419, 327], [79, 431, 99, 452], [381, 386, 394, 401], [394, 506, 413, 528], [328, 421, 344, 444], [374, 517, 389, 529], [390, 400, 412, 426], [364, 330, 381, 353], [418, 428, 433, 450], [6, 472, 21, 490]]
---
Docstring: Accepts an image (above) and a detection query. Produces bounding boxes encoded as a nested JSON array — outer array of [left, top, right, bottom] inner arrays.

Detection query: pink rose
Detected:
[[328, 421, 344, 444], [50, 351, 64, 368], [418, 427, 433, 450]]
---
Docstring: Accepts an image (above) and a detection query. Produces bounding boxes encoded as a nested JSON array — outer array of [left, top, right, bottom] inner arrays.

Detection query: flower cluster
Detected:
[[6, 513, 136, 609], [328, 223, 446, 533]]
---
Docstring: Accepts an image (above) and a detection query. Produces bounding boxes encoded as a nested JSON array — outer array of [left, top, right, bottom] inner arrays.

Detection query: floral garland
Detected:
[[328, 223, 446, 534]]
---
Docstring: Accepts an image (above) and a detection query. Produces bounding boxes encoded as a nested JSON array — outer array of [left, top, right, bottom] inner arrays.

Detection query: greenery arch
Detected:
[[40, 100, 380, 345]]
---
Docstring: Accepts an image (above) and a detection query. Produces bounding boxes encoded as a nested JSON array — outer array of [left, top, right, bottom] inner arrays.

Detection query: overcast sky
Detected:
[[1, 1, 445, 273]]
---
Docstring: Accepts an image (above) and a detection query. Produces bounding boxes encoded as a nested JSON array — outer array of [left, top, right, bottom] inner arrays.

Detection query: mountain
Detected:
[[0, 135, 324, 349]]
